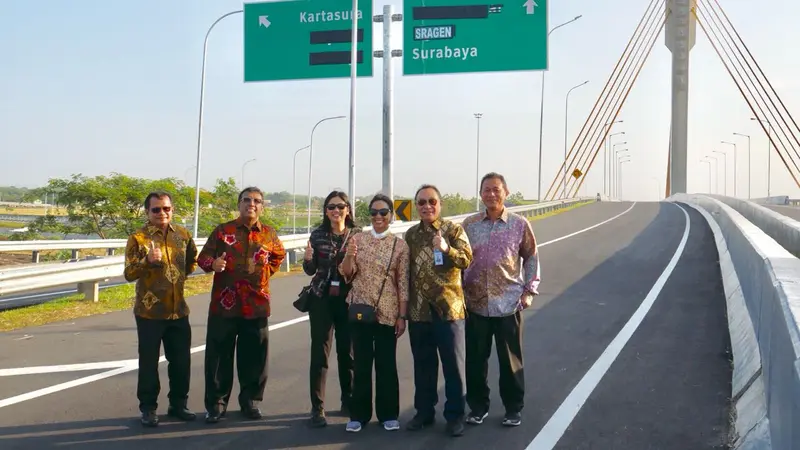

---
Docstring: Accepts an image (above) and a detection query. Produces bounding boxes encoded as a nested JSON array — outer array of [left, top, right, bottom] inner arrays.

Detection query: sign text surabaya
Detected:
[[413, 25, 456, 41], [299, 9, 364, 23]]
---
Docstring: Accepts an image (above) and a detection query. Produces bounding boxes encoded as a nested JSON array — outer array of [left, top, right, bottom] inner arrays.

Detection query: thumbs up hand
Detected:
[[304, 240, 313, 262], [212, 252, 228, 272], [433, 230, 449, 253], [147, 241, 162, 263], [345, 239, 357, 259]]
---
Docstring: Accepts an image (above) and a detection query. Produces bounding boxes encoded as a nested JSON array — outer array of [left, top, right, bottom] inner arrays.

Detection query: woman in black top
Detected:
[[302, 190, 361, 427]]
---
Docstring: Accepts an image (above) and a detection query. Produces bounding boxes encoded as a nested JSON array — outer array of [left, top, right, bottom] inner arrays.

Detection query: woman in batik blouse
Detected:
[[339, 193, 410, 434]]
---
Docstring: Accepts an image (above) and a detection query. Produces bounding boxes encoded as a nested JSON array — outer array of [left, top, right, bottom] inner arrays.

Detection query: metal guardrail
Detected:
[[0, 199, 588, 301]]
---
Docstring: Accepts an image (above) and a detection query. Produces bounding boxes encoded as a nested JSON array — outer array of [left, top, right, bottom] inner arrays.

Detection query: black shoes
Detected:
[[140, 410, 159, 427], [167, 405, 197, 421]]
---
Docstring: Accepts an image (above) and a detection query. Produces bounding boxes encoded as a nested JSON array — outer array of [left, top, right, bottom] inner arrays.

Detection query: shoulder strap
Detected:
[[375, 236, 399, 305]]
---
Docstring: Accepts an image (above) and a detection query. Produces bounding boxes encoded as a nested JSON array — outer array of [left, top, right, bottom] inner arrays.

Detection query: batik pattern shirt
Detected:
[[404, 218, 473, 322], [198, 219, 286, 318], [342, 232, 410, 327], [124, 223, 198, 320], [462, 209, 540, 317]]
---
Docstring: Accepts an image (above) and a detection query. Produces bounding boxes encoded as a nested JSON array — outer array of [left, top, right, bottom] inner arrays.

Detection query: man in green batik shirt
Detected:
[[404, 184, 473, 437]]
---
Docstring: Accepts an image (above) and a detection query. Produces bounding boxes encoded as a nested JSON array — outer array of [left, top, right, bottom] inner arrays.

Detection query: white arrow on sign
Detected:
[[259, 15, 271, 28], [523, 0, 538, 14]]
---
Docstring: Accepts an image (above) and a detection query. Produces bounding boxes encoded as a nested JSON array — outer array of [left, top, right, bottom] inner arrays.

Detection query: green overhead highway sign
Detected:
[[243, 0, 373, 82], [403, 0, 548, 76]]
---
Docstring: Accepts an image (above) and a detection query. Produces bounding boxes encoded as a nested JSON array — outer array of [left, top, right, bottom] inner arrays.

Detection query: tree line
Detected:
[[3, 174, 528, 240]]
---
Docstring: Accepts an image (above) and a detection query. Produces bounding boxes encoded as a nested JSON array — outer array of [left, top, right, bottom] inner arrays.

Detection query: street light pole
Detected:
[[307, 115, 346, 233], [241, 158, 256, 190], [564, 80, 589, 199], [536, 15, 583, 202], [292, 145, 310, 233], [751, 117, 773, 197], [733, 132, 751, 198], [705, 155, 719, 193], [604, 126, 624, 197], [712, 150, 727, 195], [721, 141, 738, 197], [192, 9, 243, 238], [474, 113, 483, 210]]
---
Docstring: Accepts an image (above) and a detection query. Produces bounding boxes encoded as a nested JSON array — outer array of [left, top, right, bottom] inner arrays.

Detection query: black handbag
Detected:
[[348, 237, 398, 323], [293, 285, 315, 313]]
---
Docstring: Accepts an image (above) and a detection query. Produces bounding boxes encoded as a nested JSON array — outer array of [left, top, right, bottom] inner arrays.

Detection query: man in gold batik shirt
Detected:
[[404, 184, 473, 437], [124, 191, 199, 428]]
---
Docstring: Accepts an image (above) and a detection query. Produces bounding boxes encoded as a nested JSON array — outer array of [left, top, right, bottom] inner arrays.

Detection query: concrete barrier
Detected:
[[710, 195, 800, 260], [751, 196, 790, 206], [670, 194, 800, 450]]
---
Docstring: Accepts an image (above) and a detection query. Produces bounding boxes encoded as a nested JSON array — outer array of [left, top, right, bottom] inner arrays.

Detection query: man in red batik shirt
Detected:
[[197, 186, 286, 423]]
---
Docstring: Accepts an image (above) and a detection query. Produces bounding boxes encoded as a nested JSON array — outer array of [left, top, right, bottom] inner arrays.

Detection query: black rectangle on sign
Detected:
[[309, 50, 364, 65], [412, 5, 489, 20], [310, 28, 364, 44], [413, 25, 456, 41]]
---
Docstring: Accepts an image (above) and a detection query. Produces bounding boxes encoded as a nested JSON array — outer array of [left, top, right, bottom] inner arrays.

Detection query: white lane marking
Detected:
[[538, 202, 636, 248], [0, 315, 309, 409], [0, 360, 136, 376], [0, 204, 634, 407], [525, 202, 691, 450]]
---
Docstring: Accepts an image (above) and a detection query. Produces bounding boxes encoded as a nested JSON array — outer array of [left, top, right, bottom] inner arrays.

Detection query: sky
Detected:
[[1, 0, 799, 202]]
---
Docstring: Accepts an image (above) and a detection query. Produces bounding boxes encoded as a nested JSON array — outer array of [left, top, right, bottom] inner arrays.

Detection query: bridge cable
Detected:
[[569, 13, 666, 198], [698, 0, 800, 174], [544, 0, 666, 200], [542, 0, 662, 200], [544, 0, 665, 200], [695, 0, 800, 187]]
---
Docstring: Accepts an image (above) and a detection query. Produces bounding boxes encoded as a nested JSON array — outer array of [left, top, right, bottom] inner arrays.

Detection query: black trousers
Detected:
[[408, 306, 467, 422], [309, 294, 353, 414], [465, 310, 525, 415], [204, 315, 270, 413], [350, 321, 399, 423], [135, 315, 192, 413]]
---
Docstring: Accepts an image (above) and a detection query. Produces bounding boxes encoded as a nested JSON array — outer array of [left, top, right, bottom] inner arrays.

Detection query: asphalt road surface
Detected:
[[0, 201, 732, 449]]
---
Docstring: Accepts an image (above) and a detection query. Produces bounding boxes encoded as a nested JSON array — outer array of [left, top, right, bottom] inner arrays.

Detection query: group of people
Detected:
[[303, 172, 540, 437], [124, 186, 286, 427], [124, 171, 540, 439]]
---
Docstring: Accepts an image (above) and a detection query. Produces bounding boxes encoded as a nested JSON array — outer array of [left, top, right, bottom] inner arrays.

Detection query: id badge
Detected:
[[329, 280, 341, 296], [433, 249, 444, 266]]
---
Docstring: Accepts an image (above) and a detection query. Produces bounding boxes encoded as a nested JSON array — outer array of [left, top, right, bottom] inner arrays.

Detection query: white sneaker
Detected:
[[346, 420, 362, 432]]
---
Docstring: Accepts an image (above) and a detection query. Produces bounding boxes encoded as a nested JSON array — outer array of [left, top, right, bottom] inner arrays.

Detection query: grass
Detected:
[[0, 221, 25, 228], [530, 200, 594, 222], [0, 266, 305, 332], [2, 206, 67, 216]]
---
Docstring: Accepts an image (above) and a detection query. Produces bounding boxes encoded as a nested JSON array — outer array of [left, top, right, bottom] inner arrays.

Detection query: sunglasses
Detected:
[[241, 197, 263, 204], [370, 208, 390, 217], [326, 204, 347, 211], [150, 206, 172, 214], [416, 198, 438, 206]]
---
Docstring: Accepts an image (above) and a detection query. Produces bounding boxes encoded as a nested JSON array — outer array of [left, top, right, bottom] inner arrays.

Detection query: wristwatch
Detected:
[[399, 314, 408, 320]]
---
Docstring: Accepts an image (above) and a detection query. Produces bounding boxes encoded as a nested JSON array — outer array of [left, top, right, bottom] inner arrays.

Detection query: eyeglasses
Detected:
[[370, 208, 390, 217], [326, 204, 347, 211], [416, 198, 438, 207], [241, 197, 263, 204], [150, 206, 172, 214]]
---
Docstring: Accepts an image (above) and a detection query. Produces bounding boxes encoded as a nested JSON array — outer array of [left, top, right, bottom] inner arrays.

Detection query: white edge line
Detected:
[[0, 315, 310, 409], [538, 202, 637, 248], [525, 202, 691, 450], [0, 203, 633, 408], [0, 360, 136, 376]]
